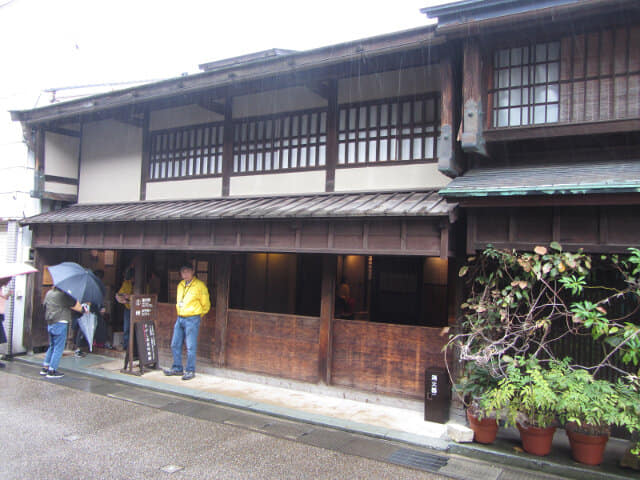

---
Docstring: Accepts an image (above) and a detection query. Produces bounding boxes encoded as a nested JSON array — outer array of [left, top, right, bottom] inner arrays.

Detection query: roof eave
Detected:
[[11, 24, 440, 127]]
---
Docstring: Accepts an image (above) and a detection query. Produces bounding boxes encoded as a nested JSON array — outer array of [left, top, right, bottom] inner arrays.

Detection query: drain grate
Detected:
[[387, 448, 449, 472]]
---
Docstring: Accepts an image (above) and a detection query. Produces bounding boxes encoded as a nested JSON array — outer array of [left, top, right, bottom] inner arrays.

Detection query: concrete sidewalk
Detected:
[[15, 351, 640, 479]]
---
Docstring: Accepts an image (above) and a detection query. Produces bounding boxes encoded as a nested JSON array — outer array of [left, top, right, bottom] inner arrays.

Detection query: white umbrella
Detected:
[[77, 312, 97, 352], [0, 262, 38, 280]]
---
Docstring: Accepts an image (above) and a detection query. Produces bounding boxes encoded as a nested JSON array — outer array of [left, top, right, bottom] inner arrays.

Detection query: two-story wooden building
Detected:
[[11, 28, 459, 404], [11, 0, 640, 414]]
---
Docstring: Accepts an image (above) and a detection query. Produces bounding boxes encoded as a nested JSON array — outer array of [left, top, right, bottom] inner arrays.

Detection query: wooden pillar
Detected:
[[318, 254, 336, 384], [213, 253, 231, 366], [221, 97, 233, 196], [34, 128, 45, 195], [437, 55, 463, 176], [325, 79, 338, 192], [139, 109, 150, 201], [461, 40, 488, 156]]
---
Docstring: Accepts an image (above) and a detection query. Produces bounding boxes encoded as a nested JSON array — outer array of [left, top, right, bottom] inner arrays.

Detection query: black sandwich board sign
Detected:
[[122, 294, 158, 375]]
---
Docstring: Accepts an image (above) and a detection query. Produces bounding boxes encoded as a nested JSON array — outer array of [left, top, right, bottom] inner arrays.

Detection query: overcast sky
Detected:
[[0, 0, 453, 110]]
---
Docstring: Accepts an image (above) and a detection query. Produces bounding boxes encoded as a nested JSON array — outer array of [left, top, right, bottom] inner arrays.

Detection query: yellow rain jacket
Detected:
[[176, 277, 210, 317]]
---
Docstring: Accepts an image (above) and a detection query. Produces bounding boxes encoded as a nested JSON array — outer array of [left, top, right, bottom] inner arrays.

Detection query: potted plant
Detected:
[[484, 356, 561, 456], [559, 368, 640, 465], [456, 361, 500, 444]]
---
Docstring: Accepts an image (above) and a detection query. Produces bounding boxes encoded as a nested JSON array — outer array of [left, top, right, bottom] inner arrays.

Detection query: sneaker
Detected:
[[46, 370, 64, 379], [182, 371, 195, 381], [39, 367, 49, 376], [74, 350, 86, 358], [163, 368, 183, 376]]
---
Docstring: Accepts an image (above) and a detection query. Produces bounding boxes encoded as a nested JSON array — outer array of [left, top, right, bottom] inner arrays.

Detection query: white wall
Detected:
[[334, 163, 451, 192], [230, 170, 325, 196], [146, 177, 223, 200], [44, 131, 79, 178], [339, 65, 440, 104], [150, 104, 224, 131], [78, 119, 142, 203]]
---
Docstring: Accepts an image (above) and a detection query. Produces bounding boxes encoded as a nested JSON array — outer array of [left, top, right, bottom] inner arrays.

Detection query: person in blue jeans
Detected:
[[163, 264, 210, 381], [40, 287, 84, 378]]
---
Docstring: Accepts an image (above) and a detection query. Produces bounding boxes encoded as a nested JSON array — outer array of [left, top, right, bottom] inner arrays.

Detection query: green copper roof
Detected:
[[439, 160, 640, 198]]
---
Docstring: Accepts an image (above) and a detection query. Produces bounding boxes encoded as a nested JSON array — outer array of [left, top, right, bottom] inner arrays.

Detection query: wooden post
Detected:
[[318, 254, 336, 384], [461, 41, 488, 156], [437, 56, 462, 176], [325, 79, 338, 192], [139, 109, 150, 201], [213, 254, 231, 366], [221, 97, 233, 196]]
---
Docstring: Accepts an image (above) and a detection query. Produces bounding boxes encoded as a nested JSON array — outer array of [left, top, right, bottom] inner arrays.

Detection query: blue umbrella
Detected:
[[47, 262, 105, 306]]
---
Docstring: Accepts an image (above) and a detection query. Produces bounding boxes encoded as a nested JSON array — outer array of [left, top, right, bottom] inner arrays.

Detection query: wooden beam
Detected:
[[325, 79, 338, 192], [305, 80, 329, 99], [221, 97, 233, 196], [484, 119, 640, 142], [139, 110, 150, 201], [461, 40, 488, 156], [437, 56, 462, 176], [113, 111, 144, 128], [318, 254, 336, 384], [196, 98, 226, 115], [44, 126, 80, 138], [213, 254, 231, 366]]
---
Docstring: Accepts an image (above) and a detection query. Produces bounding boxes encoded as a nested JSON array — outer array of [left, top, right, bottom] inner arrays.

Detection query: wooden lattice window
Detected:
[[338, 95, 438, 166], [491, 42, 561, 127], [149, 124, 224, 180], [232, 110, 327, 174]]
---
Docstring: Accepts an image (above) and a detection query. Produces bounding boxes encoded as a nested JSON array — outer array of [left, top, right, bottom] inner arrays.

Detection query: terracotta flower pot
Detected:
[[467, 409, 498, 444], [567, 429, 609, 465], [517, 423, 556, 456]]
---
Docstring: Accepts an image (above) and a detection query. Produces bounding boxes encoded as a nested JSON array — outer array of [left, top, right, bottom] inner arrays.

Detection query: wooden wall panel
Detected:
[[469, 206, 640, 253], [331, 319, 448, 399], [123, 223, 144, 246], [239, 222, 266, 247], [189, 221, 211, 247], [155, 302, 216, 364], [143, 222, 163, 248], [68, 224, 84, 246], [225, 309, 320, 383], [86, 224, 103, 245]]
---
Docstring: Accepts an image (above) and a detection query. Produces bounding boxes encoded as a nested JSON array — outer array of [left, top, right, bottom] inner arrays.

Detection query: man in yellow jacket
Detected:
[[163, 264, 210, 380]]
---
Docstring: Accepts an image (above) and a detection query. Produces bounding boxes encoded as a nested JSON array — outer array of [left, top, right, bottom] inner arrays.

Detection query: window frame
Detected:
[[231, 108, 328, 176], [489, 41, 561, 128], [337, 94, 439, 168], [148, 122, 225, 182]]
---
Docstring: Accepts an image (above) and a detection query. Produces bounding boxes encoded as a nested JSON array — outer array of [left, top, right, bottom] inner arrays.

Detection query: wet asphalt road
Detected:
[[0, 362, 446, 480]]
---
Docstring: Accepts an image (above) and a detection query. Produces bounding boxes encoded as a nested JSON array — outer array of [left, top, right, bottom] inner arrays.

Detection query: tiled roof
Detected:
[[439, 160, 640, 198], [22, 190, 455, 224]]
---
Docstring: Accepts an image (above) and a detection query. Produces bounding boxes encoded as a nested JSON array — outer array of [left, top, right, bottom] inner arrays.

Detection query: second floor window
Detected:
[[149, 124, 224, 180], [233, 110, 327, 173], [338, 95, 438, 165], [492, 41, 560, 127]]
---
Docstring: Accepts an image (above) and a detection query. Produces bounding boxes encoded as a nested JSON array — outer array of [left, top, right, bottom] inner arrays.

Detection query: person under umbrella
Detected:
[[41, 262, 105, 378]]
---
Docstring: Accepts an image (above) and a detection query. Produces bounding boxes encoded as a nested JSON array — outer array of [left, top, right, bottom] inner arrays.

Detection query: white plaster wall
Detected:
[[44, 131, 79, 178], [44, 181, 78, 196], [233, 87, 326, 118], [146, 177, 223, 200], [334, 163, 451, 192], [339, 66, 440, 104], [150, 104, 224, 131], [230, 170, 325, 196], [78, 119, 142, 204]]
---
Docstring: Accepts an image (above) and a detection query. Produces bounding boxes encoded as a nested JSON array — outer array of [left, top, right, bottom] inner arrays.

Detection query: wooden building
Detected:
[[12, 29, 459, 403], [11, 0, 640, 415]]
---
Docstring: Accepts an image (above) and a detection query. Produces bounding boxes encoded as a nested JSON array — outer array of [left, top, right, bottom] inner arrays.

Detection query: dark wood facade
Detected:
[[31, 217, 452, 258]]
